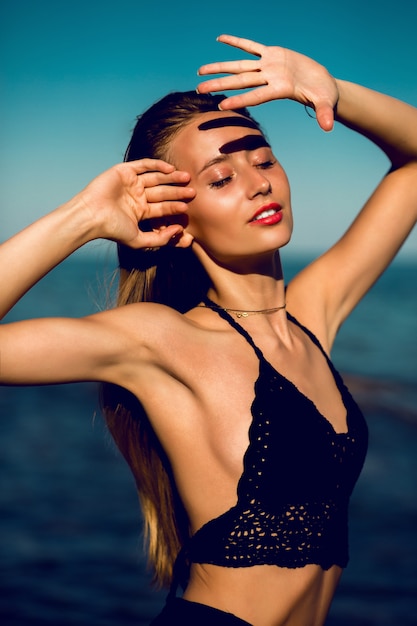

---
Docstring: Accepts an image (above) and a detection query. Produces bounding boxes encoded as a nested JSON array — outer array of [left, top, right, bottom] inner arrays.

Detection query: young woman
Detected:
[[1, 34, 416, 626]]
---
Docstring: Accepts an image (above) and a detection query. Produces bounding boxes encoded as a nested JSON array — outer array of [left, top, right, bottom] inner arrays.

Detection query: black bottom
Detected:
[[150, 597, 253, 625]]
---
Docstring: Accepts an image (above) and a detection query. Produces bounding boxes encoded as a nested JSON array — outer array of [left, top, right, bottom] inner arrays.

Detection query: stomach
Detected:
[[183, 562, 343, 626]]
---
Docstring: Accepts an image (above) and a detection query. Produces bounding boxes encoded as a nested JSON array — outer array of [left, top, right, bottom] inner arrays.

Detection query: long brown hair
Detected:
[[101, 91, 261, 587]]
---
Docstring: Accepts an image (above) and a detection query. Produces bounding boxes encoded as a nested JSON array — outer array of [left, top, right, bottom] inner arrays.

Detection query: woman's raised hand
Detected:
[[75, 159, 195, 249], [197, 34, 339, 132]]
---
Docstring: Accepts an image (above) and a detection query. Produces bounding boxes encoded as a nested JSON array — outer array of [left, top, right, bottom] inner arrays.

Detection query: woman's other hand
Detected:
[[197, 34, 338, 132], [74, 159, 195, 249]]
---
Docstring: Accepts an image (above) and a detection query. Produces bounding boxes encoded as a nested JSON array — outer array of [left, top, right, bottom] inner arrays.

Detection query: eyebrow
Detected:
[[198, 116, 260, 131], [198, 134, 271, 175], [220, 134, 270, 155]]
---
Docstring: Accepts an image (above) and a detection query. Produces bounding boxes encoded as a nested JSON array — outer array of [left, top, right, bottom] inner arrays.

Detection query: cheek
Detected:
[[186, 191, 225, 236]]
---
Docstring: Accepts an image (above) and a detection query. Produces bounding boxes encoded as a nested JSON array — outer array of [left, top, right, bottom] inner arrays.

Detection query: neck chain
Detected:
[[199, 301, 286, 319]]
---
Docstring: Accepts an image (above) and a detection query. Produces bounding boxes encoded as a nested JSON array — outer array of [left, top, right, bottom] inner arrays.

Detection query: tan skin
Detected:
[[1, 35, 417, 626]]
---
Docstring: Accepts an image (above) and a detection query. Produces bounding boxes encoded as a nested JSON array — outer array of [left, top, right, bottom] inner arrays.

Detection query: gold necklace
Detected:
[[199, 302, 286, 319]]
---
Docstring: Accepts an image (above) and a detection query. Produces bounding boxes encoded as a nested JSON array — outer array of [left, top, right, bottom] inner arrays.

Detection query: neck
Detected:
[[197, 250, 286, 312]]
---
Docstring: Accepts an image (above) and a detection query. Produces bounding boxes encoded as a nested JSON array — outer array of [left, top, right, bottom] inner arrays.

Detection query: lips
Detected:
[[250, 203, 283, 225]]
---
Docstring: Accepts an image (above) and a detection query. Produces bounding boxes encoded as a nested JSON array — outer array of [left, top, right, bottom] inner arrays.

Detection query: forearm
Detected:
[[0, 159, 194, 321], [0, 196, 96, 319], [335, 79, 417, 168]]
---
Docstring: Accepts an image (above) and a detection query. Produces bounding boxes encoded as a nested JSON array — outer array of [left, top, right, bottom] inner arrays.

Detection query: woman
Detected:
[[1, 34, 416, 626]]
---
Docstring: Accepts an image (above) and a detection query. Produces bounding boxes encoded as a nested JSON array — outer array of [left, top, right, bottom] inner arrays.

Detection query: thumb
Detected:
[[148, 224, 186, 248], [314, 102, 335, 132]]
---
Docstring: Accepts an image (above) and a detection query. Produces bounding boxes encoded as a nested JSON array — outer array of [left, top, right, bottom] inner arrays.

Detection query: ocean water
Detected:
[[0, 252, 416, 626]]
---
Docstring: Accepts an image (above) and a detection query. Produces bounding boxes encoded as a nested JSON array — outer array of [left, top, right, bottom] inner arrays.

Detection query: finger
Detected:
[[197, 71, 266, 95], [139, 169, 192, 189], [126, 158, 176, 175], [129, 223, 185, 250], [314, 102, 335, 132], [145, 184, 195, 205], [142, 200, 192, 220], [171, 229, 194, 249], [198, 59, 259, 77], [216, 34, 264, 57], [217, 86, 276, 110]]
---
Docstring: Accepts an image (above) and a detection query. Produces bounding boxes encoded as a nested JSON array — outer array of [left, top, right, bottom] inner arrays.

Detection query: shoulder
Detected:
[[97, 302, 240, 425], [89, 301, 202, 353], [284, 255, 338, 353]]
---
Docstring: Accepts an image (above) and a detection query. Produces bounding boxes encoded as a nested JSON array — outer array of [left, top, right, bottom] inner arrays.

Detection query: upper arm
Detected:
[[0, 314, 123, 386], [288, 162, 417, 347], [0, 305, 157, 387]]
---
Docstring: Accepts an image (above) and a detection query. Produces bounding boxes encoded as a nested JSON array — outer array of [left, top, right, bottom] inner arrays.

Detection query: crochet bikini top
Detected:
[[177, 302, 368, 577]]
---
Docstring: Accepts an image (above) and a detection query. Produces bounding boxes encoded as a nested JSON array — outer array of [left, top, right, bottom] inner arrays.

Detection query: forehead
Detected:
[[170, 111, 268, 165]]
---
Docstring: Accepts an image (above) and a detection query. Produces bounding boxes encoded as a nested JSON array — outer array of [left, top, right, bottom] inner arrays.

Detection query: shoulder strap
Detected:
[[204, 298, 333, 364], [285, 311, 327, 355], [202, 298, 338, 380], [202, 296, 264, 361], [286, 311, 337, 373]]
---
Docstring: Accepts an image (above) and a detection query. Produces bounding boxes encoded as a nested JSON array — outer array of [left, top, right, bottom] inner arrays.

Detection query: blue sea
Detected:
[[1, 252, 416, 626]]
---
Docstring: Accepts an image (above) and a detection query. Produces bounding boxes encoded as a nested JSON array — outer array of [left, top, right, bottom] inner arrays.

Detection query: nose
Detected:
[[247, 169, 272, 198]]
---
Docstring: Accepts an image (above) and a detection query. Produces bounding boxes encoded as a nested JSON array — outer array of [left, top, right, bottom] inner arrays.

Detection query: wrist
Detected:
[[55, 192, 104, 249]]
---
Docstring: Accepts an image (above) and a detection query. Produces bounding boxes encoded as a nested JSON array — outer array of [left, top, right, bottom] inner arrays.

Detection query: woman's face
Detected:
[[169, 111, 293, 266]]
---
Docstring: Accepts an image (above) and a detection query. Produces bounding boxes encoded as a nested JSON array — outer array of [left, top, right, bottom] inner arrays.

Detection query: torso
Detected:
[[115, 292, 367, 626], [184, 563, 342, 626]]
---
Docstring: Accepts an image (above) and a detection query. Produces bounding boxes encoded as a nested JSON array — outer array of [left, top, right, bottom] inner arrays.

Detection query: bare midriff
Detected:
[[183, 562, 342, 626]]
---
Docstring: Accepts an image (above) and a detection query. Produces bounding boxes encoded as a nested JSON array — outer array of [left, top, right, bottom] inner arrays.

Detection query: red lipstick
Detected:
[[250, 203, 283, 225]]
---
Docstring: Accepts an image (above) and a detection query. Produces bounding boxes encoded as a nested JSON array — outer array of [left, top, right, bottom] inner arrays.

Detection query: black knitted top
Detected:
[[185, 302, 368, 571]]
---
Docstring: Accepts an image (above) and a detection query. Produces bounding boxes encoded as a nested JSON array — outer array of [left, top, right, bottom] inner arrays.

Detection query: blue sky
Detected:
[[1, 0, 416, 259]]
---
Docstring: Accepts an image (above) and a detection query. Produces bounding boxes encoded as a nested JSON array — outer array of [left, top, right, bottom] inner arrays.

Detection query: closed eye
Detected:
[[256, 160, 276, 170], [209, 176, 233, 189]]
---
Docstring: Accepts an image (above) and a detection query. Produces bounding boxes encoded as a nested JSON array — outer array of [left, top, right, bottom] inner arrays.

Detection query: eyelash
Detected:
[[209, 160, 276, 190], [257, 159, 276, 169], [209, 176, 232, 189]]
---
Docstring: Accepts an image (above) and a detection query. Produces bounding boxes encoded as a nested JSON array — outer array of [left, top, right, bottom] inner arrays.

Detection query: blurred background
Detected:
[[1, 1, 416, 624]]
